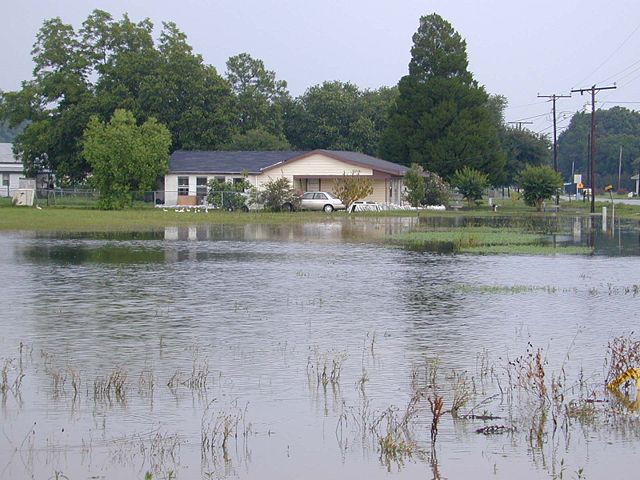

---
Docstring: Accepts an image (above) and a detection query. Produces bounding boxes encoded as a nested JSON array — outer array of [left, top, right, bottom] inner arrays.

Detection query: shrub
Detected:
[[258, 177, 300, 211], [424, 171, 450, 206], [403, 163, 425, 207], [451, 166, 488, 207], [207, 178, 250, 211], [517, 165, 562, 211]]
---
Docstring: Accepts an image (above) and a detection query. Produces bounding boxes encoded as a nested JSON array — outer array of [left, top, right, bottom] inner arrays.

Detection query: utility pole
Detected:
[[507, 121, 534, 130], [538, 93, 571, 205], [618, 146, 622, 192], [571, 85, 617, 213]]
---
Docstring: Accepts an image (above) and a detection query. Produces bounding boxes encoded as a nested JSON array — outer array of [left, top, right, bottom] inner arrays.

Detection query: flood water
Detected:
[[1, 215, 640, 479]]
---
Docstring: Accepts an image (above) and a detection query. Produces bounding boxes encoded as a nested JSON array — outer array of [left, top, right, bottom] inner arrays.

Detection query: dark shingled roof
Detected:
[[169, 149, 409, 176], [169, 150, 304, 174]]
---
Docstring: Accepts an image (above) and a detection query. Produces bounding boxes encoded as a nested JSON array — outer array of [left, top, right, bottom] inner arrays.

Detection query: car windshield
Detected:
[[324, 192, 338, 199]]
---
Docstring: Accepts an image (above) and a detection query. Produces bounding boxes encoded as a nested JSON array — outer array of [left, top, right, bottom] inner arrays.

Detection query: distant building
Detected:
[[0, 143, 24, 197]]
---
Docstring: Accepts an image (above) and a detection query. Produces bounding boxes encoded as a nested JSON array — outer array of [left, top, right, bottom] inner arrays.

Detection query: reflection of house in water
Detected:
[[162, 218, 419, 248]]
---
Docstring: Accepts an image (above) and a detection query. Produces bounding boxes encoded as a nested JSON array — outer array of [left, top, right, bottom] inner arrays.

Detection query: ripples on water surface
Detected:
[[1, 217, 640, 479]]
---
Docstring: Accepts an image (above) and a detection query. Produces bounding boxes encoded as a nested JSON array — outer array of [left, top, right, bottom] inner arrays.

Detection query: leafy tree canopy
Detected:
[[82, 109, 171, 209], [501, 127, 551, 185], [558, 107, 640, 191], [220, 127, 291, 151], [284, 81, 397, 156], [0, 10, 236, 182], [225, 52, 289, 135]]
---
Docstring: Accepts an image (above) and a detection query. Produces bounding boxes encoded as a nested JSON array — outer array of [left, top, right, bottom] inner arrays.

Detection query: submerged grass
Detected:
[[392, 227, 592, 255]]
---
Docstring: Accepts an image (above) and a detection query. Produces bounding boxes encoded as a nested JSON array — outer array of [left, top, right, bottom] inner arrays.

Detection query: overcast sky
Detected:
[[2, 0, 639, 136]]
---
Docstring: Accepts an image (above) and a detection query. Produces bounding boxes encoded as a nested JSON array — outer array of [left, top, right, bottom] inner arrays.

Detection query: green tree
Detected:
[[82, 109, 170, 209], [332, 172, 374, 209], [403, 163, 425, 207], [225, 53, 289, 134], [0, 10, 236, 182], [221, 127, 291, 151], [379, 14, 505, 184], [284, 82, 397, 155], [452, 166, 488, 207], [558, 107, 640, 191], [501, 127, 551, 185], [517, 165, 562, 211]]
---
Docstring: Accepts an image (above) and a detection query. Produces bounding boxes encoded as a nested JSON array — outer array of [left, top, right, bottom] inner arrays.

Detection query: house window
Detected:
[[214, 176, 226, 183], [178, 176, 189, 196], [196, 177, 208, 199], [1, 174, 9, 187]]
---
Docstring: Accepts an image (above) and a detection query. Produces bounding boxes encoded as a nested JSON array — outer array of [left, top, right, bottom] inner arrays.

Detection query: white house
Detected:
[[0, 143, 24, 197], [163, 149, 408, 206]]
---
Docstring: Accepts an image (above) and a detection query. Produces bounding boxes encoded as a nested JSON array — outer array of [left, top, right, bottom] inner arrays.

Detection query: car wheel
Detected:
[[282, 202, 294, 212], [323, 204, 334, 213], [241, 205, 249, 212]]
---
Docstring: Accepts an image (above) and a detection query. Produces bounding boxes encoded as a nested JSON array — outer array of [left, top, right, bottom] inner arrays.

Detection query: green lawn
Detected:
[[0, 206, 360, 232]]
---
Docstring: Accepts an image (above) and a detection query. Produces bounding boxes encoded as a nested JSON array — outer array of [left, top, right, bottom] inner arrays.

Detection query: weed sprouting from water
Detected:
[[109, 430, 181, 477], [428, 394, 444, 443], [94, 368, 128, 403], [1, 358, 25, 399], [201, 399, 252, 475], [449, 370, 471, 418], [509, 344, 548, 404], [307, 348, 348, 389], [166, 353, 210, 393]]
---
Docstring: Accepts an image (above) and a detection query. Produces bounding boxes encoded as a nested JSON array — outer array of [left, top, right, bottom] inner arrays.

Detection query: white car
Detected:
[[299, 192, 346, 212]]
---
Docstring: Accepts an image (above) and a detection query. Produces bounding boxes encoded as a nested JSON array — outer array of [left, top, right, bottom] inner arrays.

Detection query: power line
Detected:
[[574, 22, 640, 87]]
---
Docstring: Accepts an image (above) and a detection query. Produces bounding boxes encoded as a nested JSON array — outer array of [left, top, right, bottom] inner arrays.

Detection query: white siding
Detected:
[[0, 172, 24, 197], [258, 153, 373, 186]]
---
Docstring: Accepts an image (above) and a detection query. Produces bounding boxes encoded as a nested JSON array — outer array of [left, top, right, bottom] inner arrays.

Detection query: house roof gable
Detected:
[[169, 149, 408, 177], [0, 143, 20, 165]]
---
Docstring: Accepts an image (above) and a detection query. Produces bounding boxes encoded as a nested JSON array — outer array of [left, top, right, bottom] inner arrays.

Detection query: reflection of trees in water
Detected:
[[21, 244, 165, 264], [401, 255, 466, 330]]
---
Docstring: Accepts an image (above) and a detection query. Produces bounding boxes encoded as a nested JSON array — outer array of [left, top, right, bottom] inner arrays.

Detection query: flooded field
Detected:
[[1, 215, 640, 479]]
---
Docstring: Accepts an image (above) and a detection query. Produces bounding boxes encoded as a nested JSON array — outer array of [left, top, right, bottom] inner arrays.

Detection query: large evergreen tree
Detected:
[[379, 13, 505, 185]]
